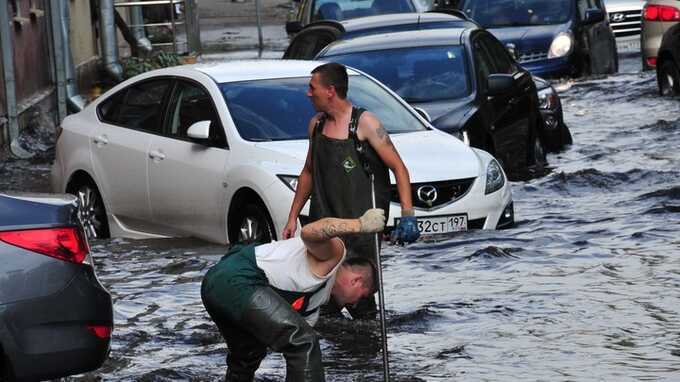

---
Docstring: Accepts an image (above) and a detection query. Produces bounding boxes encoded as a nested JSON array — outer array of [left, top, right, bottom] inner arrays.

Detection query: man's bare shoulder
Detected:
[[357, 111, 382, 139], [308, 112, 325, 135]]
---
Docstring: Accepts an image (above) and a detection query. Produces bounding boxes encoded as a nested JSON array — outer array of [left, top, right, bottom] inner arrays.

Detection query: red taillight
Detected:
[[644, 4, 680, 21], [0, 227, 89, 264], [87, 324, 112, 339], [647, 57, 658, 67]]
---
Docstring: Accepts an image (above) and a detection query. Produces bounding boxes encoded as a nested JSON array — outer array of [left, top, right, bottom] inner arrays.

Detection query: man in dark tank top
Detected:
[[282, 62, 420, 318]]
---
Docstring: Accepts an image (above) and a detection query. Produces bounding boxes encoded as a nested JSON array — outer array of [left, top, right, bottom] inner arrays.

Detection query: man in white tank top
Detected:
[[201, 208, 385, 382]]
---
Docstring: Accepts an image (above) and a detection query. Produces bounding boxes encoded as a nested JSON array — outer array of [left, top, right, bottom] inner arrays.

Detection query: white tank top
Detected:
[[255, 237, 346, 326]]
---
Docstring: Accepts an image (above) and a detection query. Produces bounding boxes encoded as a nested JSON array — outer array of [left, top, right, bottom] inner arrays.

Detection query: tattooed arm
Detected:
[[301, 217, 359, 259], [359, 112, 414, 212], [301, 210, 385, 275]]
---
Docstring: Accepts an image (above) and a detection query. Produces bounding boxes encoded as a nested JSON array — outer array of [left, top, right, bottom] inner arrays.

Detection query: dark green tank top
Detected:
[[309, 107, 390, 262]]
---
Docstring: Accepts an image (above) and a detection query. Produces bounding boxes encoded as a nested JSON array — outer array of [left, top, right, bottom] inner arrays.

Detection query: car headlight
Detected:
[[548, 32, 573, 59], [485, 159, 505, 195], [277, 175, 298, 192], [537, 85, 557, 110]]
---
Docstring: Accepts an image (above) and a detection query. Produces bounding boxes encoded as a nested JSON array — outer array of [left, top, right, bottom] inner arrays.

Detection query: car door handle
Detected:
[[93, 135, 109, 146], [149, 150, 166, 161]]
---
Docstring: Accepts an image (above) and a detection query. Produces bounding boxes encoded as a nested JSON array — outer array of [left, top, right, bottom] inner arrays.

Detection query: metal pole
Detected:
[[255, 0, 263, 51], [49, 0, 68, 124], [0, 1, 19, 143], [183, 0, 201, 54], [371, 174, 390, 382], [169, 0, 177, 53]]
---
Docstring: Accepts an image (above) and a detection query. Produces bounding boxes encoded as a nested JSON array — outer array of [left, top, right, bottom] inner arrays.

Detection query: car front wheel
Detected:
[[528, 125, 547, 168], [69, 181, 110, 239], [229, 203, 275, 245], [658, 60, 680, 96]]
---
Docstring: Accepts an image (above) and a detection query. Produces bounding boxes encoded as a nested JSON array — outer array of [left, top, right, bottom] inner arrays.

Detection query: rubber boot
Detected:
[[241, 287, 326, 382]]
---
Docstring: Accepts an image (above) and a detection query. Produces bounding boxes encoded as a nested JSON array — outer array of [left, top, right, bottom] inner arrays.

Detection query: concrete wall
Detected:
[[69, 0, 100, 94]]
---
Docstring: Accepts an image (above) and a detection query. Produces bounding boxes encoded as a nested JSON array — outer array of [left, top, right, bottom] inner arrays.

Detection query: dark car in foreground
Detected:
[[284, 12, 476, 59], [285, 12, 572, 154], [458, 0, 618, 78], [655, 22, 680, 96], [0, 193, 112, 381], [316, 28, 547, 176]]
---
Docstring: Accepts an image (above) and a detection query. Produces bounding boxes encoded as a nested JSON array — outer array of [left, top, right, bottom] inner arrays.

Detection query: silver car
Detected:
[[641, 0, 680, 70]]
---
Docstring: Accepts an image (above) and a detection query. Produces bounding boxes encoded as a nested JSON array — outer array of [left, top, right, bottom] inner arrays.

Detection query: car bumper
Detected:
[[2, 266, 113, 381], [641, 20, 675, 67], [384, 172, 513, 231], [50, 153, 64, 193], [521, 57, 572, 78], [539, 102, 570, 152]]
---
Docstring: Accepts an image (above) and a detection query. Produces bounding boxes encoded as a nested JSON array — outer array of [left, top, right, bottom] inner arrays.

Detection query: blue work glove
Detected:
[[390, 209, 420, 244]]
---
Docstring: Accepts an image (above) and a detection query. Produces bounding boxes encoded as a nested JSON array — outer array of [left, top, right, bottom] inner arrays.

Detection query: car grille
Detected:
[[609, 9, 642, 38], [390, 178, 476, 210], [519, 50, 548, 63]]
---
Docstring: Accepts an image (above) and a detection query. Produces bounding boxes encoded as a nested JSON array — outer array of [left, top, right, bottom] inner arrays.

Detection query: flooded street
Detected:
[[2, 55, 680, 381]]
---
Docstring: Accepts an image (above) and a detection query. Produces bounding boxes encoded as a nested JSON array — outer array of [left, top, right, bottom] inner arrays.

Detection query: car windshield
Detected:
[[324, 45, 470, 103], [312, 0, 416, 22], [460, 0, 572, 27], [220, 75, 428, 142]]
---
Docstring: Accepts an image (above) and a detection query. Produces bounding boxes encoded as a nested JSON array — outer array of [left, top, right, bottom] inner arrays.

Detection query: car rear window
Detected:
[[219, 75, 428, 142], [312, 0, 416, 22], [460, 0, 572, 27], [323, 45, 471, 103]]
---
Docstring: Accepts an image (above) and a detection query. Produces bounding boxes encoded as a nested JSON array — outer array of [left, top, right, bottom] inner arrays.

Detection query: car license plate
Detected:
[[617, 39, 640, 53], [394, 214, 468, 235]]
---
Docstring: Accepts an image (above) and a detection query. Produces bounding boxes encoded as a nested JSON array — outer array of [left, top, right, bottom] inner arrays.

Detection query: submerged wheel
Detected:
[[528, 126, 546, 168], [68, 180, 110, 239], [658, 60, 680, 96], [229, 202, 275, 245]]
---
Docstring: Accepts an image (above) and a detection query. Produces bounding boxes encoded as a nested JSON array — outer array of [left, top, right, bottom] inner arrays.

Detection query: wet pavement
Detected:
[[2, 54, 680, 381]]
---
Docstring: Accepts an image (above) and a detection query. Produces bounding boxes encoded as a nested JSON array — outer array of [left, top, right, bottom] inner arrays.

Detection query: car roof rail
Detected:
[[427, 8, 475, 23]]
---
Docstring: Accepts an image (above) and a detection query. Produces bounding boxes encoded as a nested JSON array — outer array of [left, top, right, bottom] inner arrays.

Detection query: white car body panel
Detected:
[[91, 120, 153, 230], [147, 135, 230, 241], [52, 60, 513, 244]]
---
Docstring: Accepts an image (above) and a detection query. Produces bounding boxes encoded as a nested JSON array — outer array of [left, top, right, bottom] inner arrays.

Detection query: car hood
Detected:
[[488, 23, 570, 52], [410, 99, 472, 131], [254, 130, 480, 182]]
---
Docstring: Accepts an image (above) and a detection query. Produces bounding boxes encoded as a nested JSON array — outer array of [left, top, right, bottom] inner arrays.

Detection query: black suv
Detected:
[[314, 27, 548, 178]]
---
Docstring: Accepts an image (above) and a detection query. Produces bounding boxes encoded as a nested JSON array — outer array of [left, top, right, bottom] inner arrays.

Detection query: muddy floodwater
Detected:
[[2, 55, 679, 381]]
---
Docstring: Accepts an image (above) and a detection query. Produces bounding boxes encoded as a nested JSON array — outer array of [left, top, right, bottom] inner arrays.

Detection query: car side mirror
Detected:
[[286, 21, 303, 34], [584, 9, 605, 24], [413, 107, 432, 122], [187, 120, 211, 141], [487, 74, 515, 96], [506, 43, 518, 60]]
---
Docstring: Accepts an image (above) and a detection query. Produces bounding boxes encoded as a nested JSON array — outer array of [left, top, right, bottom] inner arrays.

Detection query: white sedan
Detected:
[[51, 60, 514, 244]]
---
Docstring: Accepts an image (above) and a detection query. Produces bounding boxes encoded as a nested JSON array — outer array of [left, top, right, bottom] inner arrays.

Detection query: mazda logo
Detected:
[[417, 185, 438, 207], [610, 12, 625, 23]]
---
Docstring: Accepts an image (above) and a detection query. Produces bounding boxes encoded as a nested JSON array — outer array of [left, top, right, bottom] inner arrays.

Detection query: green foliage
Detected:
[[122, 51, 183, 79]]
